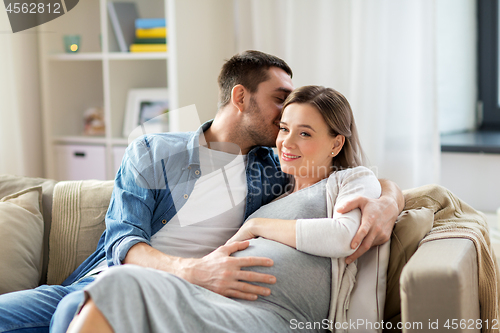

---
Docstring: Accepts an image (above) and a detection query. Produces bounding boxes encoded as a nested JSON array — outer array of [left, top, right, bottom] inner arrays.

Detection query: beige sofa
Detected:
[[0, 174, 487, 332]]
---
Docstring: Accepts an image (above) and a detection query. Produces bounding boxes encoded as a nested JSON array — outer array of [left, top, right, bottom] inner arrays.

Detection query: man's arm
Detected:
[[337, 178, 404, 264], [106, 139, 275, 301], [124, 241, 276, 301]]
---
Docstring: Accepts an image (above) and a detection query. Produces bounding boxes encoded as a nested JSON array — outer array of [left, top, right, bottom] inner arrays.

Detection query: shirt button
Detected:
[[187, 166, 191, 169], [195, 170, 200, 175], [183, 194, 189, 199], [162, 219, 167, 224]]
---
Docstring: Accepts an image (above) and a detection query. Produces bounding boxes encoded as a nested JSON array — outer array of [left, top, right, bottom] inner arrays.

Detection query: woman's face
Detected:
[[277, 103, 343, 181]]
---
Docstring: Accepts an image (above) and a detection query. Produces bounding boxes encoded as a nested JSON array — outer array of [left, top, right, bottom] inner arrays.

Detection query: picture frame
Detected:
[[123, 88, 169, 139]]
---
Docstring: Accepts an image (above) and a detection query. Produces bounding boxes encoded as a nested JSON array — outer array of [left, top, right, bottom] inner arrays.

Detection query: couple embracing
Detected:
[[0, 51, 404, 333]]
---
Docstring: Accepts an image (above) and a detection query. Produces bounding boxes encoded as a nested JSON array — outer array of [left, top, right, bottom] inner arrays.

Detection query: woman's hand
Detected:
[[226, 218, 297, 248], [226, 219, 259, 244]]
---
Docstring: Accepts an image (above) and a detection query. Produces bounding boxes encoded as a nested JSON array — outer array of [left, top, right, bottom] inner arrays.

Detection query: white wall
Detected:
[[173, 0, 235, 129], [0, 9, 44, 177], [440, 152, 500, 212]]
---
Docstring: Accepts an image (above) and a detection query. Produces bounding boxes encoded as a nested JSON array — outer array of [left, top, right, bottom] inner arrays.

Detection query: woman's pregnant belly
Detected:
[[231, 237, 331, 323]]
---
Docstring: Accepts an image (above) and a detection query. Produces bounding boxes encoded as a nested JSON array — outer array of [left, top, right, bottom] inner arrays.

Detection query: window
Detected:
[[478, 0, 500, 130]]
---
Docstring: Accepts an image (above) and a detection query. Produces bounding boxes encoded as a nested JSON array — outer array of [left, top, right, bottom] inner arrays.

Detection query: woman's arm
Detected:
[[295, 167, 381, 257], [227, 167, 381, 258], [226, 218, 297, 247]]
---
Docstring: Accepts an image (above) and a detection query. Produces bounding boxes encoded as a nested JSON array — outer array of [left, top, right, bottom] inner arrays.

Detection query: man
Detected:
[[0, 51, 404, 333]]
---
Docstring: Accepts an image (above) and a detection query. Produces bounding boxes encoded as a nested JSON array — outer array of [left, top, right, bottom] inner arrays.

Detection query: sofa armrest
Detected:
[[400, 238, 480, 332]]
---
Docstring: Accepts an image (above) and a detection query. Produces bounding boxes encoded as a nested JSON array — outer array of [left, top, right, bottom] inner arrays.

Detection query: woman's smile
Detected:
[[281, 152, 301, 161]]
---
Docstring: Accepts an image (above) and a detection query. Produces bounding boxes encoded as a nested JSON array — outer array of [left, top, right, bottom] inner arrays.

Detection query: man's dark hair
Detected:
[[217, 50, 293, 109]]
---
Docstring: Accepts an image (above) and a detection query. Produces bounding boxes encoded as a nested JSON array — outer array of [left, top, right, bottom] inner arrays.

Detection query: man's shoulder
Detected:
[[119, 132, 196, 187], [127, 132, 193, 154], [122, 132, 196, 172], [134, 131, 192, 147]]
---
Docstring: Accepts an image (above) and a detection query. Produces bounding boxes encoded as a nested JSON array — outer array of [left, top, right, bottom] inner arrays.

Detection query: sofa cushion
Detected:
[[48, 180, 114, 285], [0, 174, 57, 285], [0, 186, 44, 294]]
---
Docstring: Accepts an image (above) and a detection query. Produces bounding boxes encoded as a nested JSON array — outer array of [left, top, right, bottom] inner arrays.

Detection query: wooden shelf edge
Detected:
[[53, 136, 107, 144], [110, 138, 130, 145], [107, 52, 169, 60], [48, 52, 169, 61], [48, 53, 104, 61], [52, 136, 133, 146]]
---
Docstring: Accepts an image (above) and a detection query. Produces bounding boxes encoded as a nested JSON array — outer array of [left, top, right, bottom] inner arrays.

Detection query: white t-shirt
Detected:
[[87, 146, 248, 276], [150, 145, 248, 258]]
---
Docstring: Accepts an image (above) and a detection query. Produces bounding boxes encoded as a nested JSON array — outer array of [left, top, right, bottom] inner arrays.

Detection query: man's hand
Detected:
[[124, 241, 276, 301], [181, 241, 276, 301], [337, 179, 404, 264]]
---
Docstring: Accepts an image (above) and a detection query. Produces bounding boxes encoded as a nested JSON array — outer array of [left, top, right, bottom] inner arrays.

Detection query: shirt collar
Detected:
[[186, 119, 275, 167], [185, 120, 213, 167]]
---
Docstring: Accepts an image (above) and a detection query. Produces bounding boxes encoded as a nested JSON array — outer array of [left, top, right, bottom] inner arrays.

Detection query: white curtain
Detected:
[[234, 0, 474, 190], [0, 10, 44, 177]]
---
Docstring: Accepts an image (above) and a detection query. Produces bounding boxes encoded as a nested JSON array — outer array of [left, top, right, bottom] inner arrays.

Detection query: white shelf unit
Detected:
[[38, 0, 236, 180]]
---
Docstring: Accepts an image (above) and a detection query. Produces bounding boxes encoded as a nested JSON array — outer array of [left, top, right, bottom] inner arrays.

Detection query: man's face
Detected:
[[243, 67, 294, 147]]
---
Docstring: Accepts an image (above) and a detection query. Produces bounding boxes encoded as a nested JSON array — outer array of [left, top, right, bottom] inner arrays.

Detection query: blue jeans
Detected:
[[0, 277, 94, 333]]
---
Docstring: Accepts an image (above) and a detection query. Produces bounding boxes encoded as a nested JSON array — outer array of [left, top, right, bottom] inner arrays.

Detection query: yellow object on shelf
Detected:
[[136, 27, 167, 39], [130, 44, 168, 53]]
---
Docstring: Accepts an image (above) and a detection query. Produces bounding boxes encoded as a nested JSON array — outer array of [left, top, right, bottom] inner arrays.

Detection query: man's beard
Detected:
[[244, 97, 278, 148]]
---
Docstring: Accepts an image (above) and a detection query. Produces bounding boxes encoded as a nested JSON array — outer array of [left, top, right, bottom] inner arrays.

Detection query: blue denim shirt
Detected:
[[62, 121, 289, 286]]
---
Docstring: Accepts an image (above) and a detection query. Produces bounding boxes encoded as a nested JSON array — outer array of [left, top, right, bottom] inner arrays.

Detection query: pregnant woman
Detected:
[[67, 86, 381, 333]]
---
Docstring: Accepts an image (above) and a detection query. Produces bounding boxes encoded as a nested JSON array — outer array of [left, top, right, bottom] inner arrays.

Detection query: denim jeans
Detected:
[[0, 277, 94, 333]]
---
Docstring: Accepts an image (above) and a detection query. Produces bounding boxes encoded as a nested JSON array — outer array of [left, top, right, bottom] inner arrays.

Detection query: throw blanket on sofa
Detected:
[[404, 184, 500, 333]]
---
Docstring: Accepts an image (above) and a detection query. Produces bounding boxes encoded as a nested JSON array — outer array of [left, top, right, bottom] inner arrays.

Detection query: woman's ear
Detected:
[[331, 135, 345, 157], [231, 85, 247, 112]]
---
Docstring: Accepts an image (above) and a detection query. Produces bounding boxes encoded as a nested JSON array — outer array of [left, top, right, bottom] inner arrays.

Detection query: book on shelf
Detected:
[[136, 27, 167, 39], [135, 18, 166, 29], [108, 2, 139, 52], [133, 38, 167, 44], [130, 44, 168, 53], [132, 17, 167, 53]]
